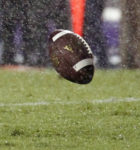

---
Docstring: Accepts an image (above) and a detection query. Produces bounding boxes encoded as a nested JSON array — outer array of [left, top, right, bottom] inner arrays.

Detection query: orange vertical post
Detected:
[[70, 0, 86, 36]]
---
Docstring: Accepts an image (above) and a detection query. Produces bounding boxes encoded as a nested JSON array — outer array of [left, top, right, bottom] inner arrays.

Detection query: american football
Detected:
[[49, 29, 94, 84]]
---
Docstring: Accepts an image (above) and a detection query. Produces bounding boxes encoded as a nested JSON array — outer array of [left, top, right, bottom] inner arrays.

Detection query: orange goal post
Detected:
[[70, 0, 86, 36]]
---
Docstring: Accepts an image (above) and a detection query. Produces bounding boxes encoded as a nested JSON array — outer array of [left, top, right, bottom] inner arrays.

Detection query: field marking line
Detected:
[[0, 97, 140, 107]]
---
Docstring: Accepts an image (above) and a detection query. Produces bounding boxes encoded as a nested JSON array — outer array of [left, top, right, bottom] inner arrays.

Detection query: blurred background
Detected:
[[0, 0, 139, 69]]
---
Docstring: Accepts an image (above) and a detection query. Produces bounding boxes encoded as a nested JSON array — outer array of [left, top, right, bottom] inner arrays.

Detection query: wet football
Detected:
[[49, 29, 94, 84]]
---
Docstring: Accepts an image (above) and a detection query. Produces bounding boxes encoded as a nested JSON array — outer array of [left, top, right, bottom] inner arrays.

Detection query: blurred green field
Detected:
[[0, 69, 140, 150]]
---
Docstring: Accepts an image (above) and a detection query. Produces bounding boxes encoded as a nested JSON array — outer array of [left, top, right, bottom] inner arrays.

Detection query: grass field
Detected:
[[0, 68, 140, 150]]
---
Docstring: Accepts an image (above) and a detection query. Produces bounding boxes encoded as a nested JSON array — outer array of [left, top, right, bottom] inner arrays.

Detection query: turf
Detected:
[[0, 69, 140, 150]]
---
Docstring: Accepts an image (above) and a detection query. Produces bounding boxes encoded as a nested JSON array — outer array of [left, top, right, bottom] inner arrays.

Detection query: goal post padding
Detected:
[[70, 0, 86, 36]]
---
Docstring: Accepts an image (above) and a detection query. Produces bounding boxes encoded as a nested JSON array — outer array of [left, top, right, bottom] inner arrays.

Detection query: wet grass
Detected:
[[0, 69, 140, 150]]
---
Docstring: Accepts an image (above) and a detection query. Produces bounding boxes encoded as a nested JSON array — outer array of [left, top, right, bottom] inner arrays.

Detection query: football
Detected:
[[49, 29, 94, 84]]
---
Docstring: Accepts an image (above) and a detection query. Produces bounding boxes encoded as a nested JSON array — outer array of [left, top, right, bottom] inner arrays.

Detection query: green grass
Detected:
[[0, 69, 140, 150]]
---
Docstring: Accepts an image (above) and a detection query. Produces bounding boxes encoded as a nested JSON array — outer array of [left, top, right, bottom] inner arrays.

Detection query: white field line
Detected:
[[0, 97, 140, 107]]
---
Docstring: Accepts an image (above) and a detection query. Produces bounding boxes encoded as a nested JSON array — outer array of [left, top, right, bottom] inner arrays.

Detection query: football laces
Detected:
[[74, 33, 93, 55]]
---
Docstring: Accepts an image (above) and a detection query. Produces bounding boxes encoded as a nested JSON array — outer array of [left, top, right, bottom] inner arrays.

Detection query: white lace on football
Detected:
[[52, 30, 93, 54], [73, 58, 93, 72], [73, 33, 92, 54]]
